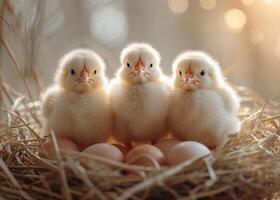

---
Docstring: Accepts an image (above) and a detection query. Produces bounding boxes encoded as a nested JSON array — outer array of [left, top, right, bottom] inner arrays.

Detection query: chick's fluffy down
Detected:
[[110, 79, 170, 144], [41, 49, 112, 149], [168, 51, 240, 148], [110, 43, 170, 145]]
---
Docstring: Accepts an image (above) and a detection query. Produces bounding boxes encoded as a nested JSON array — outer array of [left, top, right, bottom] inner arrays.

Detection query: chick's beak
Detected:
[[184, 67, 194, 84], [76, 64, 93, 83], [134, 58, 145, 74]]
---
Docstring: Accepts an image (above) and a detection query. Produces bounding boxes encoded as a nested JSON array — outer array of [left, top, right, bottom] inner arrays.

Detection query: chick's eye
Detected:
[[94, 70, 97, 75], [150, 64, 153, 68], [127, 62, 130, 68], [70, 69, 75, 75], [200, 69, 206, 77], [179, 70, 182, 76]]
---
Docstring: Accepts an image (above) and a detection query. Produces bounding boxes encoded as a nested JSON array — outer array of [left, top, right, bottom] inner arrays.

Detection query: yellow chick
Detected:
[[41, 49, 112, 150], [168, 51, 240, 148], [110, 43, 170, 148]]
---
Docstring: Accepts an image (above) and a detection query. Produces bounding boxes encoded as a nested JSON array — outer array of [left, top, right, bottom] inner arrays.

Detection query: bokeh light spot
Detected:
[[199, 0, 216, 10], [249, 28, 264, 45], [241, 0, 255, 6], [168, 0, 188, 13], [224, 9, 247, 32], [263, 0, 274, 4], [90, 6, 127, 47]]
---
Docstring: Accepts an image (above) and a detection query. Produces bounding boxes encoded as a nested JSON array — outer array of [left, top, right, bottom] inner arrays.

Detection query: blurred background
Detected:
[[0, 0, 280, 102]]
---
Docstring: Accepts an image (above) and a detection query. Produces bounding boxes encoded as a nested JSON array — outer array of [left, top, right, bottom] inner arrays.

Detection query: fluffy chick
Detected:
[[168, 51, 240, 148], [41, 49, 112, 150], [110, 43, 170, 147]]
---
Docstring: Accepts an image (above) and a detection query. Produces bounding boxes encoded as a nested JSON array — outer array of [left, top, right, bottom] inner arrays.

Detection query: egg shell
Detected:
[[168, 141, 211, 166], [39, 137, 79, 159], [83, 143, 124, 162], [155, 138, 181, 157], [132, 141, 149, 147], [125, 144, 165, 166], [112, 143, 129, 155]]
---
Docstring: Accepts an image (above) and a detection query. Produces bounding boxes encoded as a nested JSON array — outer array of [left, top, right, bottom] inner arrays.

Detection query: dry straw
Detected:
[[0, 87, 280, 200], [0, 1, 280, 199]]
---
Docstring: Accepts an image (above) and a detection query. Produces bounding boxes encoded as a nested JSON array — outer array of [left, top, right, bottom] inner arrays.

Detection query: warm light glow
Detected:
[[90, 6, 127, 47], [199, 0, 216, 10], [274, 45, 280, 58], [224, 9, 247, 32], [249, 28, 264, 45], [241, 0, 255, 6], [274, 38, 280, 58], [263, 0, 274, 4], [168, 0, 188, 13]]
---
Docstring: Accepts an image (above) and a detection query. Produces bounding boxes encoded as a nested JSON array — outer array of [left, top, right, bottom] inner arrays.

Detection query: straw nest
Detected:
[[1, 1, 280, 199], [0, 86, 279, 200]]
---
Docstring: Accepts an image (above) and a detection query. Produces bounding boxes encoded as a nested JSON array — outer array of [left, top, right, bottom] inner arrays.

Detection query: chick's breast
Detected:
[[111, 81, 169, 143], [169, 89, 233, 147], [49, 90, 112, 148]]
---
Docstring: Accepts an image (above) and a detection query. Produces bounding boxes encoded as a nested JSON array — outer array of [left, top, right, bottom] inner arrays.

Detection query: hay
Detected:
[[0, 1, 280, 199], [0, 86, 279, 200]]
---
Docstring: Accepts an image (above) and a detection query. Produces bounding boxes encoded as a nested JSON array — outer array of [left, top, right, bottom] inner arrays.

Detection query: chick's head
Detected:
[[55, 49, 106, 93], [172, 51, 224, 91], [118, 43, 162, 84]]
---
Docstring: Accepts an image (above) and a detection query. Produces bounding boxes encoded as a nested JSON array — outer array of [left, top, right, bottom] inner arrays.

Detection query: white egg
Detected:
[[39, 137, 79, 159], [112, 143, 129, 155], [168, 141, 211, 165], [125, 144, 165, 166], [155, 138, 181, 157], [83, 143, 124, 162]]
